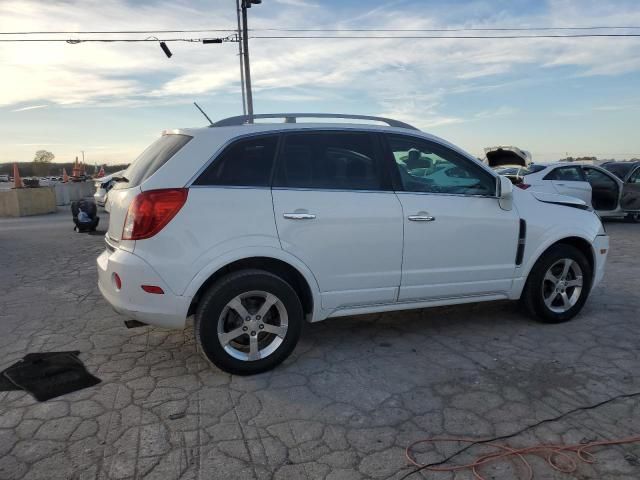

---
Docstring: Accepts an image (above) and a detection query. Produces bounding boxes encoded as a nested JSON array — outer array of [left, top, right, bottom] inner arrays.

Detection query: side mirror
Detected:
[[498, 175, 513, 211]]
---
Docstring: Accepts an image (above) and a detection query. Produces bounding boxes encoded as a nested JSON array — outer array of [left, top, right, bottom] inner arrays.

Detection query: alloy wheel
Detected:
[[217, 290, 288, 361], [541, 258, 584, 313]]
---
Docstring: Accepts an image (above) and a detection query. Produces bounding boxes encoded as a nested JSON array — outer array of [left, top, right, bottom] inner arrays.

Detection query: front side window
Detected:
[[584, 168, 617, 189], [387, 134, 495, 196], [544, 166, 584, 181], [274, 132, 386, 191], [194, 135, 278, 187]]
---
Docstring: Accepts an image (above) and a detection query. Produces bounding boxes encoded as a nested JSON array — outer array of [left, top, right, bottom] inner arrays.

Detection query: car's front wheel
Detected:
[[625, 213, 640, 223], [195, 269, 303, 375], [521, 244, 592, 323]]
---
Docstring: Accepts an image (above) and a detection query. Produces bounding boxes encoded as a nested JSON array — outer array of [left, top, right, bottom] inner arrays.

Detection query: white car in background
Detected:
[[98, 113, 609, 375], [485, 146, 593, 205], [94, 170, 125, 210], [498, 163, 593, 206]]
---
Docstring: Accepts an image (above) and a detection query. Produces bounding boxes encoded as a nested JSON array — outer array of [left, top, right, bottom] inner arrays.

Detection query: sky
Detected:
[[1, 0, 640, 165]]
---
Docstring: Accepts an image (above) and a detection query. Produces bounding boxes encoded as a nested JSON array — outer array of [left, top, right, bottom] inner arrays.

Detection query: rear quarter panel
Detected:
[[131, 187, 283, 296]]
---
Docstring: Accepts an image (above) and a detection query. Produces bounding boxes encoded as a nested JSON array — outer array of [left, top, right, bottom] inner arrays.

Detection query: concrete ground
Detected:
[[1, 208, 639, 480]]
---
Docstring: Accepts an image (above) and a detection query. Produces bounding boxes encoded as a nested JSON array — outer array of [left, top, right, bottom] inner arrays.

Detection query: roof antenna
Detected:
[[193, 102, 213, 126]]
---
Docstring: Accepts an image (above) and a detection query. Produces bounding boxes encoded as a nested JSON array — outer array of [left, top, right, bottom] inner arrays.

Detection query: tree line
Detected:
[[0, 161, 130, 177]]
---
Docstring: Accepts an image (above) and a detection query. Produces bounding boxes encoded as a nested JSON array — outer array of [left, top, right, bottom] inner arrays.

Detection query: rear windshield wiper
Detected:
[[112, 176, 129, 183]]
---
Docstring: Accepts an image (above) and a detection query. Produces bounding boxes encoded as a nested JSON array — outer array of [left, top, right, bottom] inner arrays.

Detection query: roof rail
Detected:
[[210, 113, 419, 130]]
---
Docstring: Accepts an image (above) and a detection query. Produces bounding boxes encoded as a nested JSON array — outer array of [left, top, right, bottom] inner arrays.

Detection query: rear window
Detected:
[[522, 165, 547, 175], [117, 134, 192, 188], [543, 166, 585, 181]]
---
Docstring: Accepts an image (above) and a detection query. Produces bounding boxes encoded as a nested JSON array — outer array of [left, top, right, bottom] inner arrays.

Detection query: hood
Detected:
[[530, 191, 590, 210], [485, 146, 531, 168]]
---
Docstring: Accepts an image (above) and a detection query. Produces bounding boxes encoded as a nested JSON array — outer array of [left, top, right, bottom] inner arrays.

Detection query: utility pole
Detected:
[[235, 0, 246, 115], [241, 0, 261, 120]]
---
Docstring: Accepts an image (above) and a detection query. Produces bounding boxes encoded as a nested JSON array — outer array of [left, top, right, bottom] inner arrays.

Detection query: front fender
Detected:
[[183, 245, 322, 320], [518, 227, 596, 282]]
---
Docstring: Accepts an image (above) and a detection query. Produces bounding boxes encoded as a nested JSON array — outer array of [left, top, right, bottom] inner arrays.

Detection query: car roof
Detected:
[[164, 121, 486, 168]]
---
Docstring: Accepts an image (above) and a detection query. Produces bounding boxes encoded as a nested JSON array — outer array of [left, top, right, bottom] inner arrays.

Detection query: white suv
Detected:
[[98, 113, 609, 375]]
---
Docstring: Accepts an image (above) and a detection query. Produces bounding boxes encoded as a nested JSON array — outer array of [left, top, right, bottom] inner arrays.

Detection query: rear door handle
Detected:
[[408, 214, 435, 222], [283, 213, 316, 220]]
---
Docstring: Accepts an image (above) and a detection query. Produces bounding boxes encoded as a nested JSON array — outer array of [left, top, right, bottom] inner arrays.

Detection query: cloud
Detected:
[[272, 0, 319, 7], [11, 104, 48, 112], [474, 106, 517, 119], [1, 0, 640, 138]]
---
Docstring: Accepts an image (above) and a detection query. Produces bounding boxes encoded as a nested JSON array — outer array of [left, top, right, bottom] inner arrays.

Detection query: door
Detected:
[[621, 167, 640, 211], [272, 131, 403, 310], [543, 166, 592, 205], [384, 133, 520, 301], [582, 166, 620, 212]]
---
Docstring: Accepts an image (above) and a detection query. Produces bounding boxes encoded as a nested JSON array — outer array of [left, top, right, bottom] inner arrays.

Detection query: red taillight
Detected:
[[516, 183, 531, 190], [141, 285, 164, 294], [122, 188, 188, 240]]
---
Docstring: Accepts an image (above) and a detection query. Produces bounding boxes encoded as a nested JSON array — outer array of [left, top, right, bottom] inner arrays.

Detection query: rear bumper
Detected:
[[592, 234, 609, 289], [97, 247, 190, 329]]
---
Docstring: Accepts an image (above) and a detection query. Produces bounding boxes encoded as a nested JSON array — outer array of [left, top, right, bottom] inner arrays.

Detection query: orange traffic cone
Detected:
[[97, 166, 105, 178], [62, 168, 69, 183], [13, 163, 23, 189]]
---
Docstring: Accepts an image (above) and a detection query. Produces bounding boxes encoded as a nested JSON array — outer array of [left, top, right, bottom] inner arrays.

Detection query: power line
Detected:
[[2, 33, 640, 43], [0, 36, 237, 43], [1, 26, 640, 35], [255, 26, 640, 32], [0, 29, 236, 35], [250, 33, 640, 39]]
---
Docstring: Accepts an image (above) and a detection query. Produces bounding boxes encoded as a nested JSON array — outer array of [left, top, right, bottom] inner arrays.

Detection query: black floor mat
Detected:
[[0, 351, 82, 392], [1, 351, 100, 401]]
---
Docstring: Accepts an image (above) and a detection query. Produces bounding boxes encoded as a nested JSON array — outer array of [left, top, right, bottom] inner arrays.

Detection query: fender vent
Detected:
[[515, 219, 526, 265]]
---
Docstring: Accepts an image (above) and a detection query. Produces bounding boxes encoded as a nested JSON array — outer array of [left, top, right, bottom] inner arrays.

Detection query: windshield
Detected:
[[115, 134, 192, 189], [602, 162, 634, 180]]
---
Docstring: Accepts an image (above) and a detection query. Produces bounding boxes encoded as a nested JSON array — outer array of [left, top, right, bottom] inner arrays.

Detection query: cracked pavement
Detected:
[[1, 209, 639, 479]]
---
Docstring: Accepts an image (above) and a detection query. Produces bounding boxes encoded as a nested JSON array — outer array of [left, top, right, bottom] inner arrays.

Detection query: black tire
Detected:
[[194, 269, 303, 375], [521, 244, 592, 323], [624, 213, 640, 223]]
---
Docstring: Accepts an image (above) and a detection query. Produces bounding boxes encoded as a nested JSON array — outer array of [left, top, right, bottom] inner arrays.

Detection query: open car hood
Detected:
[[485, 146, 531, 168], [530, 191, 590, 210]]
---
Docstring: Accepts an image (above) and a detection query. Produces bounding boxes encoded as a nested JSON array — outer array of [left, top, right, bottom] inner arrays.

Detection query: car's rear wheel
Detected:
[[194, 269, 303, 375], [521, 244, 592, 323]]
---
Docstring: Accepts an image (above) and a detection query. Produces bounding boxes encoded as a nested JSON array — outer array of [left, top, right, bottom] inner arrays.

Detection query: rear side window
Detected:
[[194, 135, 278, 187], [544, 166, 585, 181], [121, 134, 192, 188], [274, 132, 387, 191]]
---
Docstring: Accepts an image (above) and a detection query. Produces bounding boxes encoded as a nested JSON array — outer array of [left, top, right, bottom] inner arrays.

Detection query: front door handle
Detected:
[[408, 214, 435, 222], [283, 213, 316, 220]]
